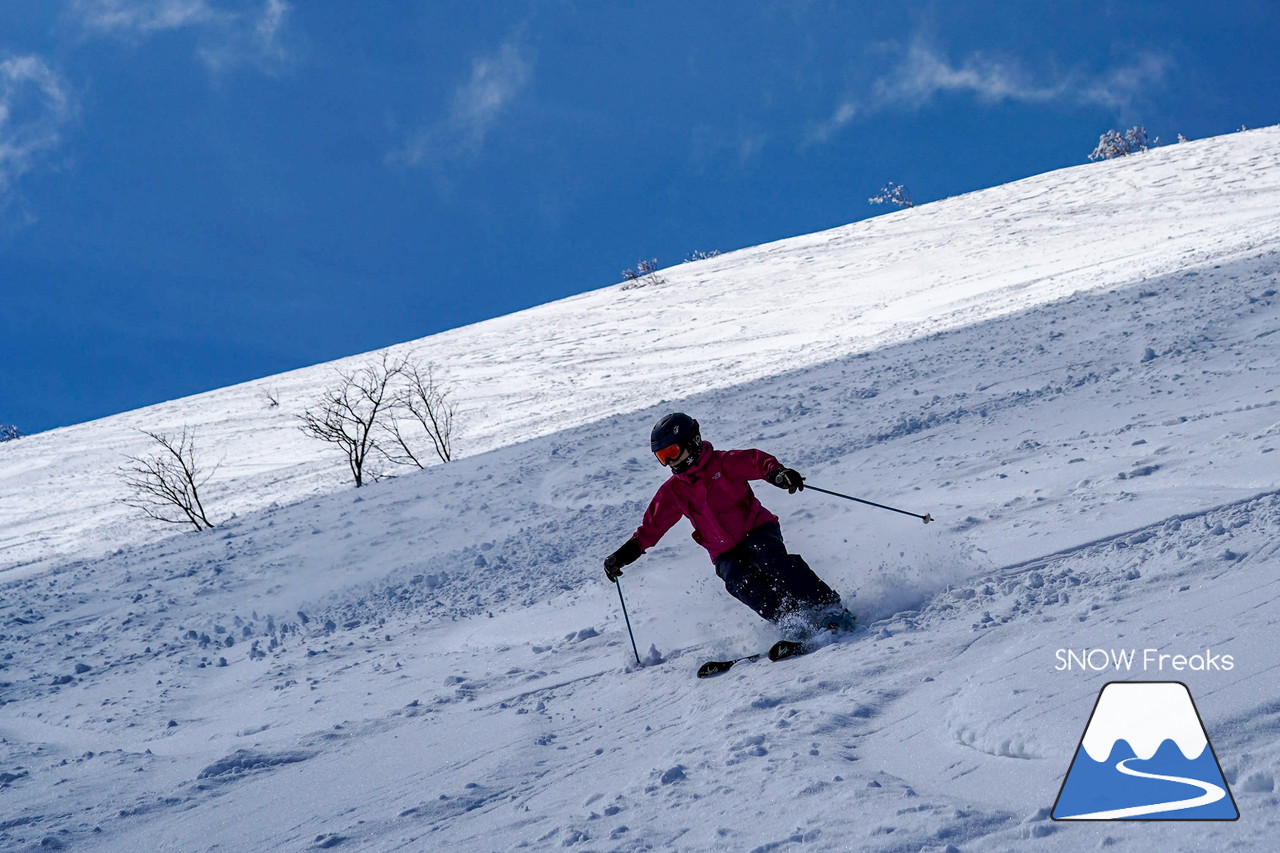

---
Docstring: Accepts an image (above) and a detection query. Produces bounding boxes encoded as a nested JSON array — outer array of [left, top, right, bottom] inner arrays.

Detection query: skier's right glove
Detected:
[[767, 467, 805, 494], [604, 538, 643, 583]]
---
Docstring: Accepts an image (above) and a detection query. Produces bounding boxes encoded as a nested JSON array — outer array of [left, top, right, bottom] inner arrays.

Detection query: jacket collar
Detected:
[[673, 441, 714, 482]]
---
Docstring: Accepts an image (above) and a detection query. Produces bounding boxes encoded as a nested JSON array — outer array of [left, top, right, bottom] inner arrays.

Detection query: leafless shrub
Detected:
[[120, 427, 219, 531], [299, 351, 458, 486], [298, 352, 405, 488], [385, 361, 456, 467], [868, 181, 913, 208], [1089, 126, 1158, 161], [621, 258, 665, 289], [259, 387, 280, 409], [684, 249, 721, 263]]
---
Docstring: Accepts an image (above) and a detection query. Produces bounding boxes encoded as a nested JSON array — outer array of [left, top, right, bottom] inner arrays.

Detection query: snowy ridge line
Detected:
[[4, 128, 1279, 581], [992, 487, 1280, 579], [753, 247, 1280, 483]]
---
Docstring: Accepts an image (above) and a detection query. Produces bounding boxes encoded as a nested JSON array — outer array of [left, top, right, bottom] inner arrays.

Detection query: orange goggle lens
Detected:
[[654, 442, 683, 465]]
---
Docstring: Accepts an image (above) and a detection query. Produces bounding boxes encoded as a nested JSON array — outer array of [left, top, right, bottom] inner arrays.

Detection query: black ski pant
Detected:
[[714, 523, 840, 623]]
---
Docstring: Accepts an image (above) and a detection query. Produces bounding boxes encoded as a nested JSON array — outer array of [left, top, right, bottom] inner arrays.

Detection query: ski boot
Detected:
[[817, 607, 857, 633]]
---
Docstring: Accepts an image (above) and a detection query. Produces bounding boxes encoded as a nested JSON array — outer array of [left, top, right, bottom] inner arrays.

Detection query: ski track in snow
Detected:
[[1, 127, 1279, 851]]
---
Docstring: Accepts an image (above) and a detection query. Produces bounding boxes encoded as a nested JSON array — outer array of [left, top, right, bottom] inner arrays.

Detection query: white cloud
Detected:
[[198, 0, 293, 75], [811, 101, 858, 144], [0, 55, 74, 206], [255, 0, 288, 51], [1075, 52, 1170, 112], [69, 0, 294, 75], [71, 0, 218, 35], [390, 41, 532, 168], [873, 42, 1069, 107], [451, 42, 531, 150], [813, 40, 1170, 141]]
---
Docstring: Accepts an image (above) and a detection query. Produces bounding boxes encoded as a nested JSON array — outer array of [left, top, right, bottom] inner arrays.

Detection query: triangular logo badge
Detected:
[[1052, 681, 1238, 821]]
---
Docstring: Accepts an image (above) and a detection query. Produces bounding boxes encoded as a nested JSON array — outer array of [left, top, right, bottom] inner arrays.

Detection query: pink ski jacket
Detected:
[[633, 442, 783, 562]]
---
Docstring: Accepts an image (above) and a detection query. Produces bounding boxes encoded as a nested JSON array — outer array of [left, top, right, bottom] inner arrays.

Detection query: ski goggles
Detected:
[[653, 442, 684, 466]]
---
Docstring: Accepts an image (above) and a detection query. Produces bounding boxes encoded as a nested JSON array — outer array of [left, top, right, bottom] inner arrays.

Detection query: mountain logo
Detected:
[[1052, 681, 1239, 821]]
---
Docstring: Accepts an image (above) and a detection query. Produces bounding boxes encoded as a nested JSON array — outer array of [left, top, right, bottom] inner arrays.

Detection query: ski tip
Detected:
[[767, 639, 807, 662], [697, 660, 736, 678]]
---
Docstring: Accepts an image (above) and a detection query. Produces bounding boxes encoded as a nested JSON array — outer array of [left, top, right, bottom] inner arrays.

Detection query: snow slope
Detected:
[[2, 127, 1279, 851]]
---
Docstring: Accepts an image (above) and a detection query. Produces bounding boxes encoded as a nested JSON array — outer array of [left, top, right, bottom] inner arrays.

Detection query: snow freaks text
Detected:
[[1054, 648, 1234, 673]]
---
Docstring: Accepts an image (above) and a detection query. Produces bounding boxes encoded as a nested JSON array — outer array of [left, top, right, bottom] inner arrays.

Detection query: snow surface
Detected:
[[2, 127, 1279, 851]]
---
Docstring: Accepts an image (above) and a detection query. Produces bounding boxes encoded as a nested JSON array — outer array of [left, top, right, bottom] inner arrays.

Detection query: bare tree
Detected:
[[120, 427, 218, 531], [1089, 126, 1158, 161], [298, 351, 407, 487], [868, 181, 913, 208], [385, 361, 457, 467], [620, 258, 665, 289], [684, 249, 721, 263]]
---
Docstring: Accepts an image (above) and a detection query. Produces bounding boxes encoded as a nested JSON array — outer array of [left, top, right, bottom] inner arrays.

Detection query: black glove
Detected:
[[767, 467, 805, 494], [604, 538, 643, 582]]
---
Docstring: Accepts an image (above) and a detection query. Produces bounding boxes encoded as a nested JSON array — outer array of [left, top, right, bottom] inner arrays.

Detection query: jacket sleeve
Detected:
[[633, 483, 685, 551], [720, 448, 782, 482]]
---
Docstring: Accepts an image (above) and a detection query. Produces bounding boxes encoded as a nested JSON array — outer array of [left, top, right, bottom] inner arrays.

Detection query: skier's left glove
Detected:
[[767, 467, 805, 494], [604, 538, 643, 583]]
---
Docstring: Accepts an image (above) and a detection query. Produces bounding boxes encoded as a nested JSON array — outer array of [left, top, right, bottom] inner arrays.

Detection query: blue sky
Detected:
[[2, 1, 1277, 434]]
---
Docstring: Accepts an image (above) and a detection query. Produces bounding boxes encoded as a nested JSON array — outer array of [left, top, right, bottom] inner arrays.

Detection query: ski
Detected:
[[768, 638, 807, 661], [696, 639, 808, 678], [695, 653, 759, 678]]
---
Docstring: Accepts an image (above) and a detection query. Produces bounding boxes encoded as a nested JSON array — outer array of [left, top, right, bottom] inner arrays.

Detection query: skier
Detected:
[[603, 413, 856, 638]]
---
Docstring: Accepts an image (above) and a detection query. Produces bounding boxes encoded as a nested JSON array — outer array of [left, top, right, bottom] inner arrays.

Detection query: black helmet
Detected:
[[651, 412, 702, 471]]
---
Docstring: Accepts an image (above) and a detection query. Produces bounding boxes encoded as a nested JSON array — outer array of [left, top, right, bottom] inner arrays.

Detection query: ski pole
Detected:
[[804, 483, 934, 524], [615, 578, 643, 666]]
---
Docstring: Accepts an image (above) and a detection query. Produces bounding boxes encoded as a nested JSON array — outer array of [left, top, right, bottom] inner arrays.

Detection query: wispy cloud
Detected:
[[813, 40, 1169, 142], [390, 41, 532, 168], [0, 55, 74, 209], [198, 0, 292, 75], [1074, 52, 1170, 112], [70, 0, 218, 35], [69, 0, 294, 75], [690, 123, 771, 174], [874, 42, 1071, 107]]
